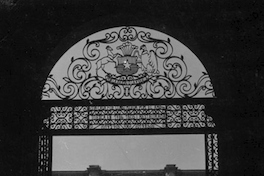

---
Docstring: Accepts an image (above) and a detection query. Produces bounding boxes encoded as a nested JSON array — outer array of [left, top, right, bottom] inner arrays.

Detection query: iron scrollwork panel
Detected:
[[40, 26, 217, 175], [42, 26, 215, 100], [206, 133, 219, 176], [74, 106, 89, 129], [45, 106, 73, 130], [43, 104, 215, 130], [37, 135, 52, 176], [39, 104, 218, 175], [182, 104, 206, 128], [166, 105, 181, 128]]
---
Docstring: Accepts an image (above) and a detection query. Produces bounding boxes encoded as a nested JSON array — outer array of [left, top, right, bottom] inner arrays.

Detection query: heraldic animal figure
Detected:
[[136, 44, 159, 74], [96, 46, 121, 74]]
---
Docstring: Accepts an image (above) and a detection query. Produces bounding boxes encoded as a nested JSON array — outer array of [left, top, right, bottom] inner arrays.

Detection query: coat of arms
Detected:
[[96, 41, 159, 77], [42, 26, 215, 100]]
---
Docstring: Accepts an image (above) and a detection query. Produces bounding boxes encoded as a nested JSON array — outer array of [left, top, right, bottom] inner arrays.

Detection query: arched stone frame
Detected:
[[38, 26, 219, 176]]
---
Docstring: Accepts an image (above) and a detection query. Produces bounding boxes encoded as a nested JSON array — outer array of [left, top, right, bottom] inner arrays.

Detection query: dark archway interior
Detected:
[[1, 1, 263, 176]]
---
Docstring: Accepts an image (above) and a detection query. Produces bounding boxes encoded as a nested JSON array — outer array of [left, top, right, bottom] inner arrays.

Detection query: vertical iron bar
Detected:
[[48, 107, 51, 130], [165, 105, 168, 128], [212, 133, 215, 174], [181, 104, 183, 128], [213, 133, 219, 176], [205, 105, 208, 128], [87, 105, 90, 130], [37, 135, 41, 176], [48, 134, 52, 176], [72, 106, 74, 130]]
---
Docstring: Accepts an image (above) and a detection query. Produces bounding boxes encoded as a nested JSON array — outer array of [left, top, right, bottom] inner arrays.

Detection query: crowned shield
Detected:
[[116, 42, 139, 76]]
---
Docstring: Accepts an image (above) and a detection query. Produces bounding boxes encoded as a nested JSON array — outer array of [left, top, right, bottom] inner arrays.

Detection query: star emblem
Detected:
[[123, 60, 131, 69]]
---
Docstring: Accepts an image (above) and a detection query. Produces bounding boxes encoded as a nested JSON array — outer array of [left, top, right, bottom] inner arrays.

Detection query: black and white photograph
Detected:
[[0, 1, 263, 176]]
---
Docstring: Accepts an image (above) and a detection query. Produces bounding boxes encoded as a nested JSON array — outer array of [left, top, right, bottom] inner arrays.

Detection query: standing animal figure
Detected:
[[138, 45, 159, 74], [96, 46, 121, 74]]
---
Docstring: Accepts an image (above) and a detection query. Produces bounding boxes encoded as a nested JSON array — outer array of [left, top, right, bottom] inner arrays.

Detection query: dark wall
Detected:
[[1, 0, 263, 176]]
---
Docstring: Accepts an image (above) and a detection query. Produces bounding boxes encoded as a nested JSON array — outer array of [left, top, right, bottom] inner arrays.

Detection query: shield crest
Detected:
[[116, 42, 139, 76]]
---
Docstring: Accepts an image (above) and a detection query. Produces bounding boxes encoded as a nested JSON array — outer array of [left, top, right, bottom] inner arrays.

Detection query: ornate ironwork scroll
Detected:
[[39, 26, 218, 176], [206, 133, 219, 176], [43, 104, 215, 130], [37, 135, 51, 176], [167, 104, 215, 128], [42, 26, 215, 100]]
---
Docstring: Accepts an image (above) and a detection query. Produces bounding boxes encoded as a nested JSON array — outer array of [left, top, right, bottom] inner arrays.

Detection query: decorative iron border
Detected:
[[206, 133, 219, 176], [38, 135, 52, 176], [38, 104, 219, 176], [43, 104, 215, 130]]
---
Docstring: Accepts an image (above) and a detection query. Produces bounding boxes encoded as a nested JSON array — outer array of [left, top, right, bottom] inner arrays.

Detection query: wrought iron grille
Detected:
[[43, 104, 215, 130], [39, 26, 218, 176], [42, 26, 215, 100], [37, 135, 51, 176], [38, 104, 219, 176], [37, 133, 219, 176], [206, 133, 219, 176]]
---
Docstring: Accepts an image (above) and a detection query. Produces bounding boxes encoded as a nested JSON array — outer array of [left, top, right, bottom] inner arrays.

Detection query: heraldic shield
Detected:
[[42, 26, 215, 100]]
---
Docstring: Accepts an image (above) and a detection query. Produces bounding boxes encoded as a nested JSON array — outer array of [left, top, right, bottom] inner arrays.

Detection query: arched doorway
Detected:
[[38, 26, 218, 176]]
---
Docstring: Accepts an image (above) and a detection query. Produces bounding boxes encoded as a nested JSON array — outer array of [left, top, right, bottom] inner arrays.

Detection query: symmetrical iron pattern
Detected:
[[42, 26, 215, 100], [167, 104, 216, 128], [206, 133, 219, 176], [37, 135, 51, 176], [39, 26, 218, 175], [43, 104, 215, 130], [38, 105, 218, 176]]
